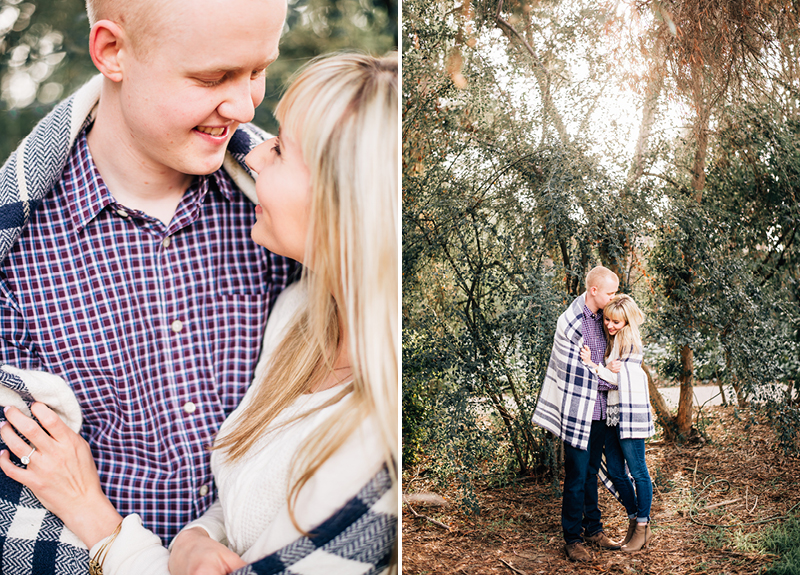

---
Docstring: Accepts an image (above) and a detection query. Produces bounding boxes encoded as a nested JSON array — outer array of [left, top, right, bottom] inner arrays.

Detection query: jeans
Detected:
[[605, 426, 653, 521], [562, 420, 607, 543]]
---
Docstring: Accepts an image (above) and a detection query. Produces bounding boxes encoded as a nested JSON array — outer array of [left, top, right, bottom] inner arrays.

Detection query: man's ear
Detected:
[[89, 20, 127, 82]]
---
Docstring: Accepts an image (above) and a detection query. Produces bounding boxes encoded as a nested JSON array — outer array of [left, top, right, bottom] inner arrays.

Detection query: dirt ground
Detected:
[[401, 406, 800, 575]]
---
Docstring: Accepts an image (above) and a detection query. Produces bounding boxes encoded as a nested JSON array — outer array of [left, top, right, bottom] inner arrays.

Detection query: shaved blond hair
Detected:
[[585, 265, 618, 290], [85, 0, 171, 57]]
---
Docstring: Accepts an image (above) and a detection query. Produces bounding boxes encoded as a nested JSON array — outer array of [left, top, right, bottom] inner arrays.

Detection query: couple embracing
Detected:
[[532, 266, 654, 562]]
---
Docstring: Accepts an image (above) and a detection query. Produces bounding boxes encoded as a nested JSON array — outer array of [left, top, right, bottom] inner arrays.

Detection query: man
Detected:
[[0, 0, 295, 550], [531, 266, 621, 562]]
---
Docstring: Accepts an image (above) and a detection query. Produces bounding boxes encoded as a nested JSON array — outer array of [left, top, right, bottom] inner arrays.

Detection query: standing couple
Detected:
[[0, 0, 397, 573], [532, 266, 654, 562]]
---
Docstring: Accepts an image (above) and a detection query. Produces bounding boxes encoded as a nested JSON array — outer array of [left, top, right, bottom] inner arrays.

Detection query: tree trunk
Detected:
[[676, 344, 694, 438], [642, 362, 678, 439], [674, 60, 710, 440]]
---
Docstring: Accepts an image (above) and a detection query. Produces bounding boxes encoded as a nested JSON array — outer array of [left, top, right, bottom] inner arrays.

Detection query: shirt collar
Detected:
[[583, 304, 603, 321], [65, 127, 237, 232]]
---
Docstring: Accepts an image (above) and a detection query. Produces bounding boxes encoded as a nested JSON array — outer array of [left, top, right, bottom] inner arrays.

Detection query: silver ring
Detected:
[[20, 446, 35, 465]]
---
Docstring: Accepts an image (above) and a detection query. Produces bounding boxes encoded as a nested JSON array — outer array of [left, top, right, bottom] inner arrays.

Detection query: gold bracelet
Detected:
[[89, 521, 123, 575]]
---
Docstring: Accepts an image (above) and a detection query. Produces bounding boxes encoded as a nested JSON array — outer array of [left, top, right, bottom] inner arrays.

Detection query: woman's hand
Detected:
[[0, 402, 122, 548], [169, 527, 247, 575], [580, 345, 596, 368], [607, 360, 622, 374]]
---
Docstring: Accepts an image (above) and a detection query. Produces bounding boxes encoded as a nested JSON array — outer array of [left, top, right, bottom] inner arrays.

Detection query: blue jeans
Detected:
[[562, 420, 607, 544], [605, 426, 653, 521]]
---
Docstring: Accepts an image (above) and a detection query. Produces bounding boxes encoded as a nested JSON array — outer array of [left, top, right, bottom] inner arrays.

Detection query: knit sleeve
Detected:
[[591, 363, 618, 385], [90, 514, 169, 575], [178, 500, 228, 546]]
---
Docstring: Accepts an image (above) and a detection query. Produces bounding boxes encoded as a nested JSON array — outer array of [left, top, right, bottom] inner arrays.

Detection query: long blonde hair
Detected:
[[603, 294, 645, 360], [214, 53, 398, 514]]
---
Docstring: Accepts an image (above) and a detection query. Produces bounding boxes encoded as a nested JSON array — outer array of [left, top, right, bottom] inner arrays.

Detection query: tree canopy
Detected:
[[403, 0, 800, 506]]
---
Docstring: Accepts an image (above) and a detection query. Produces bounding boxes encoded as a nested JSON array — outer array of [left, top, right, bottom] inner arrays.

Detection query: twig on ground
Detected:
[[499, 558, 527, 575], [704, 498, 740, 510], [405, 501, 451, 531]]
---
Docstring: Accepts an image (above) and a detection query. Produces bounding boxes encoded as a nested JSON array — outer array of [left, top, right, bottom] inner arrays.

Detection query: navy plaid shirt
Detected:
[[0, 128, 297, 543], [582, 305, 616, 420]]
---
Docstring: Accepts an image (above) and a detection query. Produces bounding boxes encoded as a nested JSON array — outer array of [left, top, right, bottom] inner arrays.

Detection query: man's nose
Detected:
[[218, 75, 257, 124]]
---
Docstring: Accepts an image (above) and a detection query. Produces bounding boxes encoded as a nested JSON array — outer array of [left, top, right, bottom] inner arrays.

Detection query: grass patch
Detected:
[[761, 515, 800, 575]]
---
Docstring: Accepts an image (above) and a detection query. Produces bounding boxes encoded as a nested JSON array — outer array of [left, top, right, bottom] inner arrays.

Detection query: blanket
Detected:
[[613, 352, 655, 440], [233, 465, 397, 575], [0, 367, 397, 575], [0, 368, 88, 575], [531, 294, 598, 451]]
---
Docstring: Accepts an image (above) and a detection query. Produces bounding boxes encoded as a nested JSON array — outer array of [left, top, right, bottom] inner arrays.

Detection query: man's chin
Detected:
[[185, 154, 227, 176]]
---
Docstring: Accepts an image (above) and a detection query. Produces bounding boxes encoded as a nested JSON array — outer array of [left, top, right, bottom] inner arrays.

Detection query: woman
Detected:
[[0, 52, 398, 574], [581, 294, 654, 553]]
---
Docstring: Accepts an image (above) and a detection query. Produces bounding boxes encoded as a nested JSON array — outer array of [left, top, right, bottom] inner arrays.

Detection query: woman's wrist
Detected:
[[70, 498, 124, 549]]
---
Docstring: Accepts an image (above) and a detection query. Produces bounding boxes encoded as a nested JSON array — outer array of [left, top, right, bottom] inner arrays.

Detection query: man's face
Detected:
[[593, 277, 619, 312], [115, 0, 286, 178]]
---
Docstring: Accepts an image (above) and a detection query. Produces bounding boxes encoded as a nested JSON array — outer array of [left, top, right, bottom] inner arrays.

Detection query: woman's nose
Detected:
[[245, 140, 272, 173]]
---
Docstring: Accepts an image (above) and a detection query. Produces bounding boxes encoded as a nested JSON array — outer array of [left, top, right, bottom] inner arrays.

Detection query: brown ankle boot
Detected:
[[621, 518, 637, 546], [621, 523, 652, 553]]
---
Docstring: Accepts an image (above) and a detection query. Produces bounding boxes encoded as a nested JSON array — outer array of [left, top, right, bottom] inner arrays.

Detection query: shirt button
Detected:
[[183, 401, 197, 414], [162, 236, 171, 248], [116, 209, 129, 218], [199, 484, 209, 497], [171, 320, 184, 333]]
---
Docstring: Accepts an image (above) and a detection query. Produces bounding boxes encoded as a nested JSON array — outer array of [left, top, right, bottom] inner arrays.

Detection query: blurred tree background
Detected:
[[403, 0, 800, 511], [0, 0, 397, 161]]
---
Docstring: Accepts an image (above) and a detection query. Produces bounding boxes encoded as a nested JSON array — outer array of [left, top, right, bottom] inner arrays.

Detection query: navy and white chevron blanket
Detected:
[[233, 465, 397, 575], [531, 293, 598, 451], [0, 367, 89, 574]]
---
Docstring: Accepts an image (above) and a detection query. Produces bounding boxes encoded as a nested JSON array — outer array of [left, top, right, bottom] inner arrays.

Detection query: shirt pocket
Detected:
[[214, 246, 272, 297]]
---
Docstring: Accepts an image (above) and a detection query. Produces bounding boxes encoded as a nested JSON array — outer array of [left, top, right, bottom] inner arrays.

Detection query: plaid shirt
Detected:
[[0, 128, 297, 543], [581, 305, 617, 420]]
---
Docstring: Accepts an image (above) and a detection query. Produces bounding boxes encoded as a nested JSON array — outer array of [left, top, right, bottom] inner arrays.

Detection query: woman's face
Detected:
[[604, 315, 626, 336], [245, 130, 311, 264]]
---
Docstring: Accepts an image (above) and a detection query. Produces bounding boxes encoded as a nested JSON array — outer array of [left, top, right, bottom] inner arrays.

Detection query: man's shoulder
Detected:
[[560, 293, 585, 321]]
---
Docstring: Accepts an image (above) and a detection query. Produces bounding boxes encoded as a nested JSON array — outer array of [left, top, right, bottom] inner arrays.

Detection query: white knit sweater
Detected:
[[91, 283, 389, 573]]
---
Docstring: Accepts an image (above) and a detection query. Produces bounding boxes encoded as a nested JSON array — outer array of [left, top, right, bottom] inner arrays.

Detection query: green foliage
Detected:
[[402, 324, 446, 467], [0, 0, 93, 160], [760, 515, 800, 575], [255, 0, 397, 133], [646, 102, 800, 403], [402, 0, 654, 507], [763, 403, 800, 458]]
